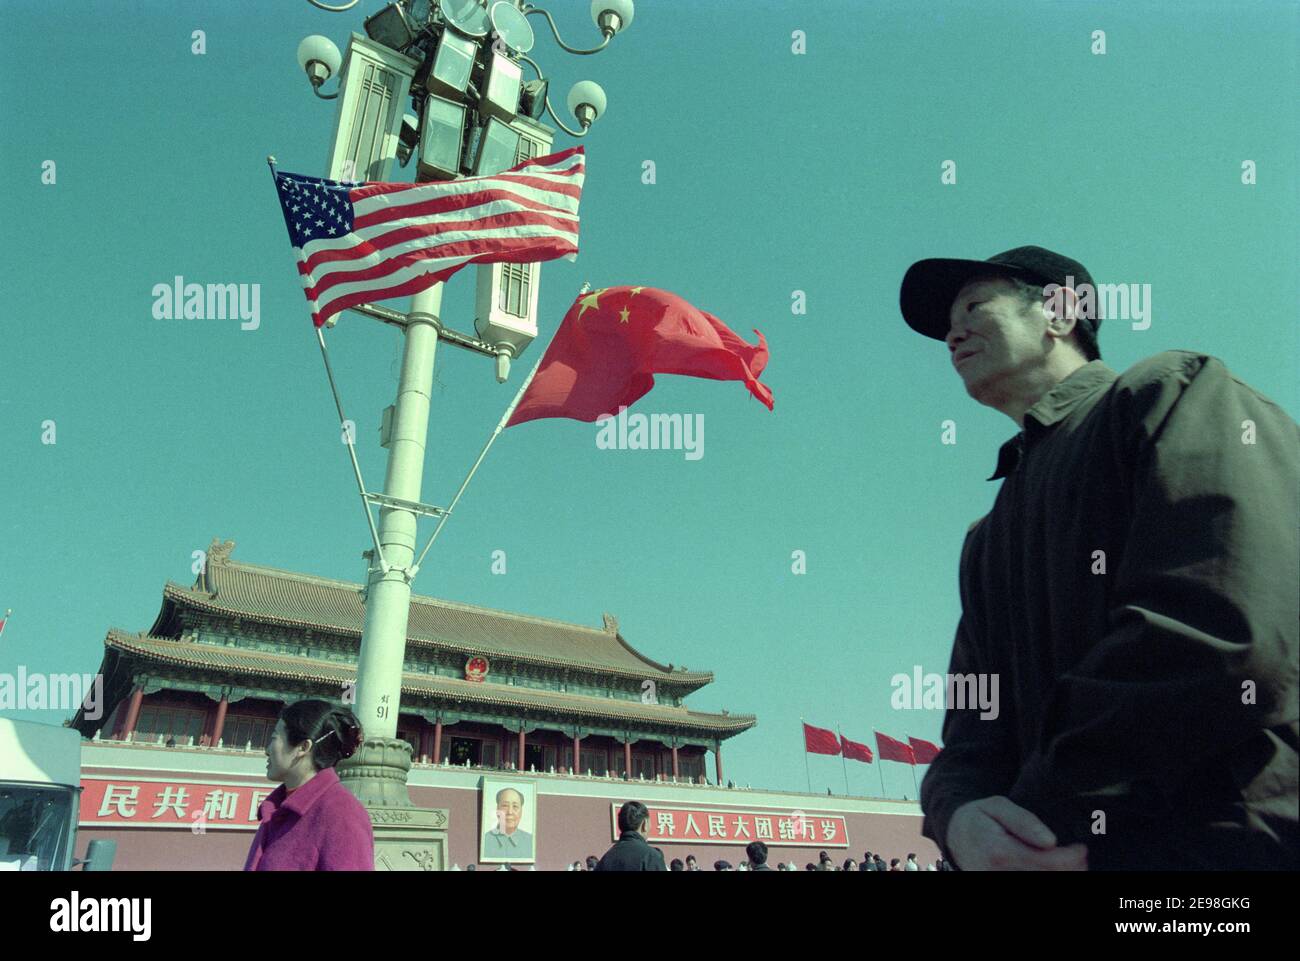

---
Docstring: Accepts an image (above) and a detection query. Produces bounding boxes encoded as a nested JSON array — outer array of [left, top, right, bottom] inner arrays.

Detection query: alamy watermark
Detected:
[[595, 406, 704, 461], [890, 666, 999, 720], [49, 892, 150, 941], [1044, 274, 1152, 331], [0, 667, 104, 719], [152, 276, 260, 330]]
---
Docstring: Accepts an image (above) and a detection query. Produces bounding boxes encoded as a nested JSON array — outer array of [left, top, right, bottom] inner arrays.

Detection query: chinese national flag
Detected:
[[908, 736, 941, 764], [505, 285, 774, 427], [803, 723, 841, 756], [840, 734, 874, 764], [874, 731, 916, 764]]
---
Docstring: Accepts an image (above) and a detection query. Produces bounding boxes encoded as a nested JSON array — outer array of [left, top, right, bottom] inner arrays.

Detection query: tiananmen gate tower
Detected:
[[69, 539, 935, 869]]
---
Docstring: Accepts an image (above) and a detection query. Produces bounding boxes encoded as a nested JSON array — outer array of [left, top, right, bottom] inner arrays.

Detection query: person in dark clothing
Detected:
[[585, 855, 598, 871], [900, 246, 1300, 871], [670, 858, 685, 871], [746, 841, 772, 870], [595, 801, 666, 871]]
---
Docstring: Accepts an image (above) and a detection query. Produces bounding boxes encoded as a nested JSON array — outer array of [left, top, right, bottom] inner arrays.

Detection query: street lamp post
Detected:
[[292, 0, 632, 866]]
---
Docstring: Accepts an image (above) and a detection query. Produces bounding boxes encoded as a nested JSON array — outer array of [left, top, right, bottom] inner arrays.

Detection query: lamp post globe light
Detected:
[[285, 0, 632, 866], [590, 0, 634, 35], [296, 35, 343, 98], [566, 79, 606, 129]]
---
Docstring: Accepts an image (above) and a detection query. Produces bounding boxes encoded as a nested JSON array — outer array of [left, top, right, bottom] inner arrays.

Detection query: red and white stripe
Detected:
[[300, 146, 585, 327]]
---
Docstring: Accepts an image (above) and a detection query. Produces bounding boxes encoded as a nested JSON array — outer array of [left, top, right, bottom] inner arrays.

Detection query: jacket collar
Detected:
[[262, 767, 340, 820], [988, 360, 1116, 480]]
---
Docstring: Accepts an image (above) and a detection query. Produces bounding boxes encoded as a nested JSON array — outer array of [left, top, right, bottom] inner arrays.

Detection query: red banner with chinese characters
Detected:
[[79, 777, 272, 830], [611, 804, 849, 847]]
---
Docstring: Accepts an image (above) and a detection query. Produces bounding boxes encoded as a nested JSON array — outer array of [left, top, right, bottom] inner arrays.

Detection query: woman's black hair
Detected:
[[279, 699, 363, 770]]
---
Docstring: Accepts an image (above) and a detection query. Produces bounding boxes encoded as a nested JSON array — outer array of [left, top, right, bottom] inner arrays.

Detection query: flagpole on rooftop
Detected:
[[837, 726, 849, 796], [906, 732, 919, 798], [800, 718, 811, 794]]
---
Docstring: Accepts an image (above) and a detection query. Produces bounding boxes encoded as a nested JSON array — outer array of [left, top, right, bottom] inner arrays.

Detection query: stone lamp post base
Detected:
[[337, 736, 450, 871]]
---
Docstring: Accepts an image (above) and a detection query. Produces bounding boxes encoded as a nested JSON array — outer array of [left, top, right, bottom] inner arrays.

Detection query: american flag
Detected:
[[271, 146, 585, 328]]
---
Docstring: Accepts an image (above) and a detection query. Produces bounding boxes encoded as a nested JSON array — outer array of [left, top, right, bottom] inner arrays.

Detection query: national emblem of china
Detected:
[[465, 656, 489, 683]]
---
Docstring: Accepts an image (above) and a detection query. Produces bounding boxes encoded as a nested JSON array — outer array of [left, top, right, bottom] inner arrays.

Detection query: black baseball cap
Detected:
[[900, 245, 1099, 342]]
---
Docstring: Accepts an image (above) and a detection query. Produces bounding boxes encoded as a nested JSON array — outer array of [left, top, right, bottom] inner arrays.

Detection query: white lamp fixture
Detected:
[[591, 0, 635, 35], [297, 35, 343, 97], [566, 80, 606, 127]]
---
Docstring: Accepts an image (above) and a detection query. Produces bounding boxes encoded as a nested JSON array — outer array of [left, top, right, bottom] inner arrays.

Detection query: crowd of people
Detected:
[[565, 849, 951, 871], [574, 801, 953, 872]]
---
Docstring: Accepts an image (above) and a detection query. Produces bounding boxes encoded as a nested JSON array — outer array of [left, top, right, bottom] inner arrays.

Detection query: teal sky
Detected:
[[2, 0, 1296, 800]]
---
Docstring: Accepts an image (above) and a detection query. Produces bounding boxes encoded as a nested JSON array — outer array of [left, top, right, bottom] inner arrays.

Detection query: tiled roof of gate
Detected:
[[157, 549, 715, 687], [104, 630, 755, 736]]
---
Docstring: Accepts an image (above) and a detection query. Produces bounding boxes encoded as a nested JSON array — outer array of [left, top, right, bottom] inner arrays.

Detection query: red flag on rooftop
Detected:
[[874, 731, 916, 764], [908, 736, 941, 764], [505, 285, 774, 427], [802, 722, 841, 756], [840, 733, 874, 764]]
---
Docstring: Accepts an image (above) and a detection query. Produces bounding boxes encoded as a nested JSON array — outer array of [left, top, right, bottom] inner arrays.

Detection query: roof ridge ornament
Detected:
[[601, 612, 618, 634], [207, 539, 236, 566], [202, 538, 236, 595]]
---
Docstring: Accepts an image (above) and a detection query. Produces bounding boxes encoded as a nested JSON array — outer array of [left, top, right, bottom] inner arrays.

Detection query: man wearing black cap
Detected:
[[901, 246, 1299, 871]]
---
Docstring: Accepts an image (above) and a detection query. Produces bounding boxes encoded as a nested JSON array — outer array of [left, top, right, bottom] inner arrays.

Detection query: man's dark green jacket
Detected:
[[921, 351, 1299, 870]]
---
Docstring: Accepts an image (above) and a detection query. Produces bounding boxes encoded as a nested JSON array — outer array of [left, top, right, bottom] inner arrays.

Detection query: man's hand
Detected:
[[947, 796, 1088, 871]]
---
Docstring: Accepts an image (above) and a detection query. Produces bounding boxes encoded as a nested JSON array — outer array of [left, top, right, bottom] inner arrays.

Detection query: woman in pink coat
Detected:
[[244, 699, 374, 871]]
